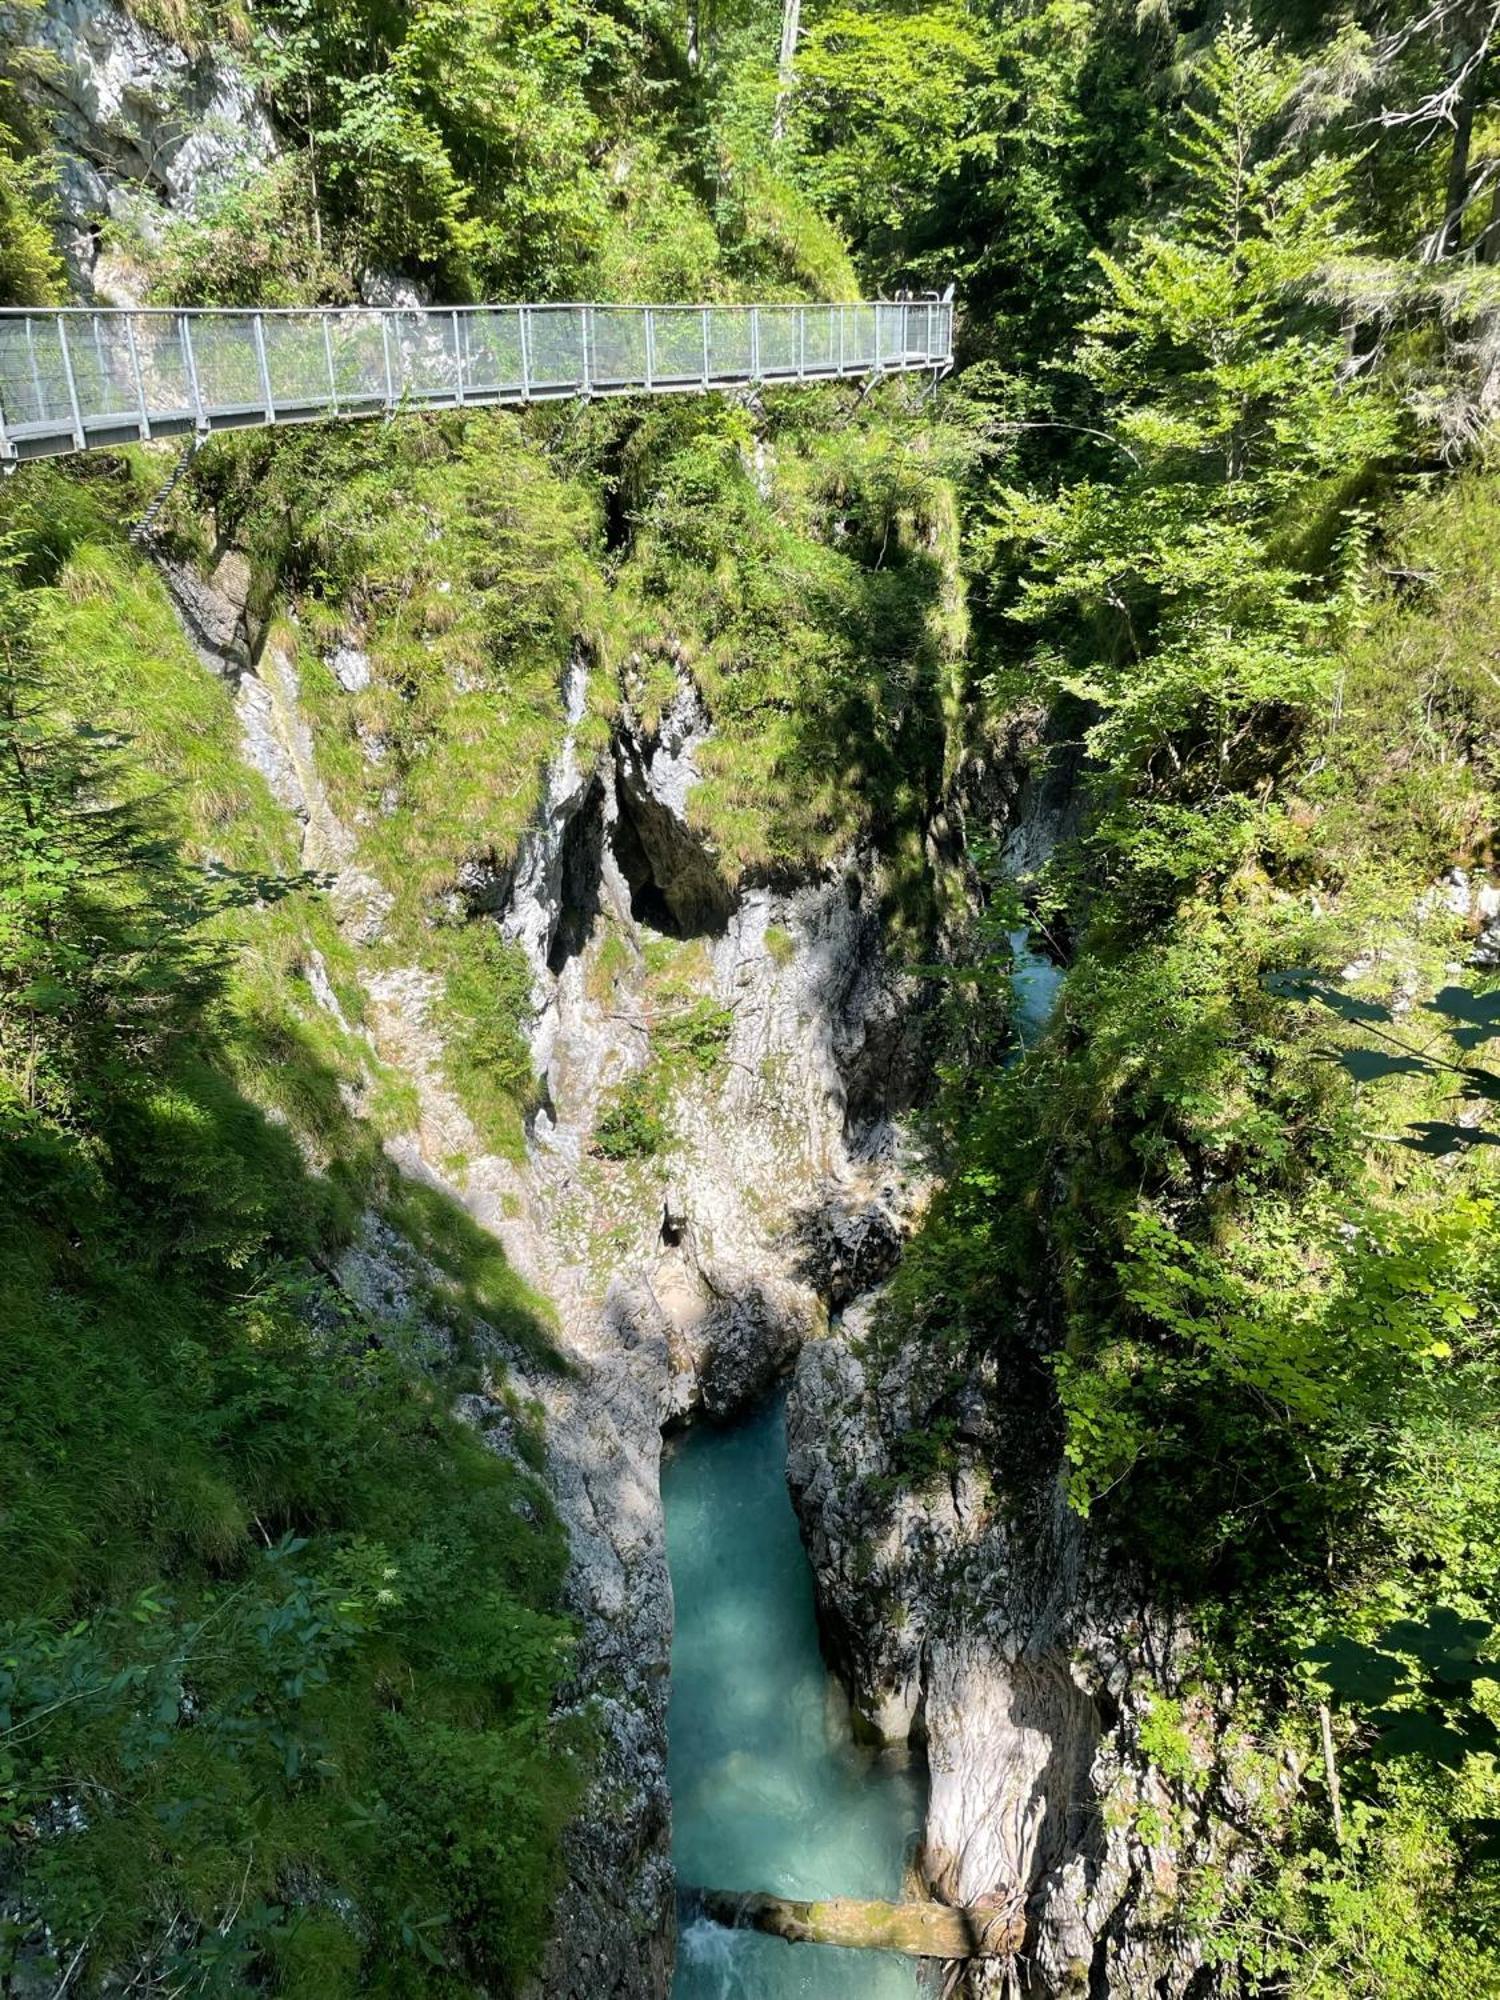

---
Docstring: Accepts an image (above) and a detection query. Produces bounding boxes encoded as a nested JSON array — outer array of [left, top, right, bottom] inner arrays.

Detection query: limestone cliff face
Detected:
[[12, 0, 275, 297], [159, 549, 935, 1998], [787, 1312, 1262, 1999], [779, 732, 1269, 2000]]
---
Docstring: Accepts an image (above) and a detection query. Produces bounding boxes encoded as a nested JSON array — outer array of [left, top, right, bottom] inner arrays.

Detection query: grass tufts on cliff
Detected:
[[0, 492, 580, 1993]]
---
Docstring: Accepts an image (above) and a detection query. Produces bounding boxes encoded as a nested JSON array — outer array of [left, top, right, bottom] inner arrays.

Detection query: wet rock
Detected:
[[790, 1181, 906, 1307]]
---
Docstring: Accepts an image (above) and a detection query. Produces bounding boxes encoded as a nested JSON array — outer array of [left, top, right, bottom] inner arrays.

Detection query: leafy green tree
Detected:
[[248, 0, 646, 297], [0, 26, 63, 307], [1307, 1605, 1500, 1768], [784, 0, 1163, 381]]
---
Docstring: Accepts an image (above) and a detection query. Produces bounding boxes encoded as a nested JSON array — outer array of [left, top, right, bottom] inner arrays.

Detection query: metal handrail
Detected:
[[0, 296, 955, 467]]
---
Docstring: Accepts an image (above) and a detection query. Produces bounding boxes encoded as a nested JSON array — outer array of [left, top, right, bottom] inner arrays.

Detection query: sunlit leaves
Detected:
[[993, 20, 1397, 791], [1306, 1607, 1500, 1769], [1263, 967, 1500, 1150]]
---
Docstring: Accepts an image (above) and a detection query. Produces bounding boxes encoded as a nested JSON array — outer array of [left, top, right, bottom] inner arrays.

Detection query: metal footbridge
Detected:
[[0, 297, 954, 466]]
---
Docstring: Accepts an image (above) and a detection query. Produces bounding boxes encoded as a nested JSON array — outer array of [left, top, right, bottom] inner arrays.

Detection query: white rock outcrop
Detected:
[[15, 0, 275, 294]]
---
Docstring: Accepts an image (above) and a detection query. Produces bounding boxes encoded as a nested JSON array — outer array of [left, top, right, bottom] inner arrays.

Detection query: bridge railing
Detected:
[[0, 298, 954, 464]]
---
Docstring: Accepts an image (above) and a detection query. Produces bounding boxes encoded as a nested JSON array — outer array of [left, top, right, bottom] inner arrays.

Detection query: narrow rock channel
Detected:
[[665, 1391, 924, 2000], [662, 933, 1065, 1999]]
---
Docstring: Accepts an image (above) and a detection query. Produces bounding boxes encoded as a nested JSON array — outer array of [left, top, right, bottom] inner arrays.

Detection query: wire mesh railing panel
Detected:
[[648, 310, 705, 384], [187, 313, 264, 412], [65, 314, 137, 427], [0, 317, 73, 434], [326, 315, 389, 403], [129, 317, 192, 427], [704, 308, 752, 382], [757, 310, 799, 375], [801, 307, 838, 373], [397, 310, 463, 401], [849, 306, 880, 369], [462, 309, 525, 397], [524, 307, 584, 390], [588, 308, 646, 388], [261, 315, 330, 408]]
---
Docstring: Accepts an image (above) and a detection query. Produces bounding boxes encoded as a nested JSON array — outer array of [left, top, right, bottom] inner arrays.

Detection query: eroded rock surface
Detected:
[[17, 0, 275, 296], [176, 562, 935, 1996], [788, 1310, 1260, 1999]]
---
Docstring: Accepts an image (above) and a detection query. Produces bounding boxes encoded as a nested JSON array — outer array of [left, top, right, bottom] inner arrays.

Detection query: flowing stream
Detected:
[[664, 1395, 923, 1999], [663, 931, 1062, 1999]]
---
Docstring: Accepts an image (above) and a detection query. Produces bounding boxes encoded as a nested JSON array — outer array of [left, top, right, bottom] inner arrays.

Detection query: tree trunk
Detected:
[[687, 1889, 1023, 1958], [772, 0, 801, 142], [1479, 177, 1500, 263], [1433, 0, 1490, 258]]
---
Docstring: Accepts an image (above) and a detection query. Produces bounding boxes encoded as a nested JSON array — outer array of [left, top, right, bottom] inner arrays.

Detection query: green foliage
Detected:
[[245, 0, 635, 298], [988, 21, 1396, 810], [654, 995, 733, 1075], [382, 1173, 562, 1371], [616, 393, 972, 887], [875, 9, 1500, 1987], [763, 923, 795, 966], [783, 0, 1161, 396], [0, 505, 579, 1994], [789, 3, 996, 266], [1138, 1694, 1200, 1784], [193, 418, 601, 925], [433, 921, 540, 1162], [0, 122, 61, 306], [0, 25, 63, 309], [1306, 1607, 1500, 1769], [1268, 967, 1500, 1154], [593, 1068, 672, 1159], [590, 963, 731, 1158], [145, 156, 349, 306]]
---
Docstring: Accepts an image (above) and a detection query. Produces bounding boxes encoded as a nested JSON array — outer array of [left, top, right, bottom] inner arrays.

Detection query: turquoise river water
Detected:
[[664, 929, 1063, 1999], [664, 1395, 924, 1999]]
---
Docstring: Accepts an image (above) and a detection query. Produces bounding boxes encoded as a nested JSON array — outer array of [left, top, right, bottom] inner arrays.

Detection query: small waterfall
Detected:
[[675, 1919, 752, 1998]]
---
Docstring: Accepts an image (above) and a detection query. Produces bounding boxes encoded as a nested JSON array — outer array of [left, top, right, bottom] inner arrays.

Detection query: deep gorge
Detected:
[[3, 0, 1500, 1995]]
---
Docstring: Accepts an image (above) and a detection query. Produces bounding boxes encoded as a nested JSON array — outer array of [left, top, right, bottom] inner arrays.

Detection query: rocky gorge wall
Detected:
[[151, 538, 939, 1998], [787, 1315, 1258, 2000], [6, 0, 274, 297], [147, 532, 1252, 2000], [781, 749, 1265, 2000]]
